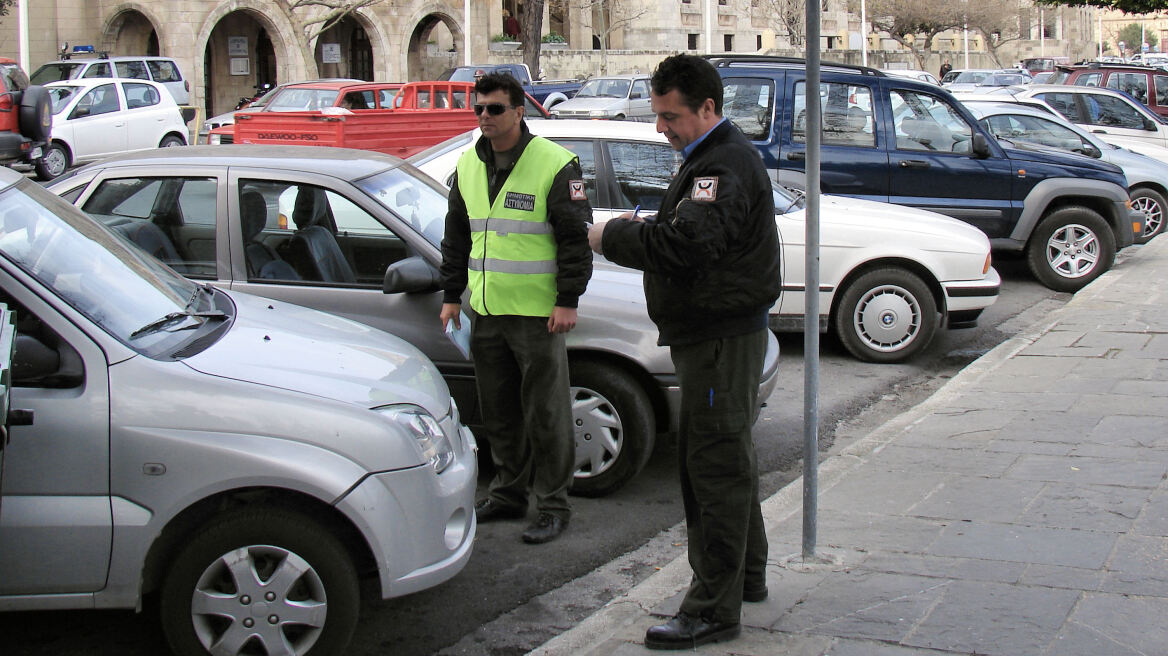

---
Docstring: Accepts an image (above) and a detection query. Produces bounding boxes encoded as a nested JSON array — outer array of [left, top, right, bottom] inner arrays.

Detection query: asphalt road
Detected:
[[0, 256, 1075, 656]]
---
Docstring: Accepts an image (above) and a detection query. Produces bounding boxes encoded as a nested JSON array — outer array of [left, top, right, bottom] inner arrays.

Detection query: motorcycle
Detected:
[[235, 82, 274, 110]]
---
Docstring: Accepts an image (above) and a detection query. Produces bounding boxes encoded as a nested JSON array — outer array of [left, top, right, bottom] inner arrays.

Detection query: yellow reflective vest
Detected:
[[456, 137, 576, 316]]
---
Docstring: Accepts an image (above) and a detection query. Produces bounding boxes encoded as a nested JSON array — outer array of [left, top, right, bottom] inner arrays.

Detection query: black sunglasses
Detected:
[[473, 103, 518, 116]]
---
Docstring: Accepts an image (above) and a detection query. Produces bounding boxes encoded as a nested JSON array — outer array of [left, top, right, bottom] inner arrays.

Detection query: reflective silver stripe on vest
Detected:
[[468, 217, 554, 235], [469, 257, 558, 274]]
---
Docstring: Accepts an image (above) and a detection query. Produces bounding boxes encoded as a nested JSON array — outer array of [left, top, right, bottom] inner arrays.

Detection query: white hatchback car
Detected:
[[412, 120, 1001, 363], [37, 77, 188, 180]]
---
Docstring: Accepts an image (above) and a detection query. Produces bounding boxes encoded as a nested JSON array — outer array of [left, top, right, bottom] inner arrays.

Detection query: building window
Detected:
[[688, 34, 699, 50], [725, 34, 734, 52]]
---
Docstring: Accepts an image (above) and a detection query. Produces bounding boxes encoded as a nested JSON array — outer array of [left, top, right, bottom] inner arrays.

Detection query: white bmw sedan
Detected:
[[412, 120, 1001, 363]]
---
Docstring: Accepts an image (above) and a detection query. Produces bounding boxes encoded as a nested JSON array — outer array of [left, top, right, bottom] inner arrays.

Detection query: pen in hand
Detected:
[[631, 205, 642, 221]]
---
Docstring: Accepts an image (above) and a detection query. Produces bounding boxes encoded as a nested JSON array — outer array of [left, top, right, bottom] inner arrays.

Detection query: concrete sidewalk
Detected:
[[532, 237, 1168, 656]]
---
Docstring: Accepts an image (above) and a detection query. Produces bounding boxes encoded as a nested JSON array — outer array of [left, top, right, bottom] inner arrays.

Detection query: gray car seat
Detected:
[[284, 187, 357, 283], [241, 189, 299, 280]]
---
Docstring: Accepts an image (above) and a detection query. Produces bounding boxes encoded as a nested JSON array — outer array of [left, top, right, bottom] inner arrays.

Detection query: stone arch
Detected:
[[100, 3, 166, 55], [194, 2, 307, 117], [313, 9, 382, 81], [401, 5, 464, 81]]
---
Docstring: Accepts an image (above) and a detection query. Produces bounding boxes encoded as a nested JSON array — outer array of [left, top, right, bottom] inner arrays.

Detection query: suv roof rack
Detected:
[[700, 54, 885, 77]]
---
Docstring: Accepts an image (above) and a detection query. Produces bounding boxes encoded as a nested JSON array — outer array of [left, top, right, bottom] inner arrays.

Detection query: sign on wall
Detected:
[[230, 58, 250, 75], [228, 36, 248, 56], [322, 43, 342, 64]]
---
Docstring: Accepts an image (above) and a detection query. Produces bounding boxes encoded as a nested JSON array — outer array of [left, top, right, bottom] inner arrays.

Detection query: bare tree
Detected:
[[862, 0, 964, 69], [965, 0, 1027, 67], [278, 0, 383, 43], [521, 0, 547, 78], [0, 0, 15, 19], [576, 0, 651, 73], [761, 0, 831, 48]]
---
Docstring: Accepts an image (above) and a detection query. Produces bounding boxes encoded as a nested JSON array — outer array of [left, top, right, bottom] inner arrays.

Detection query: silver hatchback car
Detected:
[[48, 145, 781, 497], [0, 166, 477, 655]]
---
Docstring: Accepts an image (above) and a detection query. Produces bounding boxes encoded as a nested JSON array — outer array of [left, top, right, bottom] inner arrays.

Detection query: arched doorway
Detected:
[[204, 11, 278, 118], [315, 15, 374, 80], [105, 9, 157, 56], [407, 15, 459, 81]]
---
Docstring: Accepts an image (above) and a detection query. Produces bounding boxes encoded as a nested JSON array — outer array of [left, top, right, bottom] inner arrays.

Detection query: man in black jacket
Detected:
[[441, 73, 593, 544], [587, 54, 781, 649]]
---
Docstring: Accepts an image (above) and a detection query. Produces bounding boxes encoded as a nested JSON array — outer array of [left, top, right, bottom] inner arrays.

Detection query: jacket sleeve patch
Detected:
[[569, 180, 587, 201], [691, 177, 718, 202]]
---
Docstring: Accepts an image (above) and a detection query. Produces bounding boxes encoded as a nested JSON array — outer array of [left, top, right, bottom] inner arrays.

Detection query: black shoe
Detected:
[[521, 512, 567, 544], [644, 612, 740, 650], [474, 498, 526, 522], [743, 583, 768, 602]]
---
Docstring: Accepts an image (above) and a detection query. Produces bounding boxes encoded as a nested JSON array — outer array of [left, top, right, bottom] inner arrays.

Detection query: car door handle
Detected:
[[787, 151, 805, 161], [899, 160, 930, 169], [1092, 129, 1109, 134]]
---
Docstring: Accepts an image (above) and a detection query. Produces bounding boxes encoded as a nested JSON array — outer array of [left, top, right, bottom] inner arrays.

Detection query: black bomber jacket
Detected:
[[601, 119, 781, 346]]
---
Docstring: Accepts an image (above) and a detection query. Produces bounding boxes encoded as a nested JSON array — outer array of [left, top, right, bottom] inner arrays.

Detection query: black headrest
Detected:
[[240, 190, 267, 241], [291, 187, 330, 230]]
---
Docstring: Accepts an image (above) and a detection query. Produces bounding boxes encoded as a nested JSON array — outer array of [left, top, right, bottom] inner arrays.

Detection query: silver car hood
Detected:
[[553, 97, 626, 112], [183, 290, 449, 416]]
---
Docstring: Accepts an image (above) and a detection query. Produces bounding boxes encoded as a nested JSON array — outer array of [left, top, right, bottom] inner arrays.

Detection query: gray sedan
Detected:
[[49, 145, 781, 497], [962, 99, 1168, 242]]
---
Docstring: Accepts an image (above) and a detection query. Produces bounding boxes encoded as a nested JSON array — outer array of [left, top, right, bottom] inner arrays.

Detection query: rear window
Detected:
[[147, 60, 182, 83], [114, 61, 149, 80], [0, 63, 28, 92]]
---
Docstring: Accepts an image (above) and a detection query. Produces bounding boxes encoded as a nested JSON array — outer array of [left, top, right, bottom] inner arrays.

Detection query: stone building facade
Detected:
[[0, 0, 1100, 121]]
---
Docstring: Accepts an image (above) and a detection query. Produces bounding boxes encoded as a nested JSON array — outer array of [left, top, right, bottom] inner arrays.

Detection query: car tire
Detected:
[[159, 134, 186, 148], [833, 267, 938, 364], [1131, 186, 1166, 244], [33, 142, 69, 181], [159, 507, 359, 656], [18, 85, 52, 143], [1026, 206, 1115, 293], [568, 360, 655, 497]]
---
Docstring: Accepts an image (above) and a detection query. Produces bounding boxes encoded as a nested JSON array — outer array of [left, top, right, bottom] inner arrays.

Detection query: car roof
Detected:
[[70, 144, 411, 181], [45, 76, 170, 91], [42, 55, 177, 64], [278, 80, 399, 91], [961, 100, 1061, 120], [583, 74, 649, 80]]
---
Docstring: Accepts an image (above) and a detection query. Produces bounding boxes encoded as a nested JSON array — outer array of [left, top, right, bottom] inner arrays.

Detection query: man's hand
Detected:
[[440, 302, 462, 329], [548, 306, 577, 333], [587, 221, 606, 254]]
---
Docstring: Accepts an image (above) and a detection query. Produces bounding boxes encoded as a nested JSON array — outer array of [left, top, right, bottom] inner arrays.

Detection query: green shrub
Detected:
[[541, 33, 566, 44]]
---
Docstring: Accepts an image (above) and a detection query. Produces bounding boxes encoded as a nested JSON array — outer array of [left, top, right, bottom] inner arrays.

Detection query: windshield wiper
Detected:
[[130, 284, 227, 339]]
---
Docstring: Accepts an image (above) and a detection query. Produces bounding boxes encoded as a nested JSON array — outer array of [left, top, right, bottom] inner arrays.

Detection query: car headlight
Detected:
[[589, 109, 609, 118], [380, 404, 454, 473]]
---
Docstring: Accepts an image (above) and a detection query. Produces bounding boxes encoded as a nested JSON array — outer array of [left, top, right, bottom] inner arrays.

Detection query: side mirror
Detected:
[[383, 255, 441, 294], [1082, 142, 1102, 158], [1144, 116, 1158, 131], [971, 132, 992, 158]]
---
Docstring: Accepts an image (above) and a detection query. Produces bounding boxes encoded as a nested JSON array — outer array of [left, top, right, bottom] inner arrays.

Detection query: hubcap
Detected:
[[853, 284, 921, 353], [190, 545, 326, 656], [1134, 196, 1164, 238], [1045, 223, 1100, 279], [570, 386, 622, 479], [43, 148, 67, 177]]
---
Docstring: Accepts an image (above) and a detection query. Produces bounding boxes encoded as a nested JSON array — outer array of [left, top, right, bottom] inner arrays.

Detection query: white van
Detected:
[[31, 54, 189, 105]]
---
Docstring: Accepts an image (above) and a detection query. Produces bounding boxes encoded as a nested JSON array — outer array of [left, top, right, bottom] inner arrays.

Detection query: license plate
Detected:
[[29, 147, 42, 159]]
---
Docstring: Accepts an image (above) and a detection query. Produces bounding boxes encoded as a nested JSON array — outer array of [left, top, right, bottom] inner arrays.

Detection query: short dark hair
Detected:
[[650, 54, 723, 115], [474, 72, 525, 107]]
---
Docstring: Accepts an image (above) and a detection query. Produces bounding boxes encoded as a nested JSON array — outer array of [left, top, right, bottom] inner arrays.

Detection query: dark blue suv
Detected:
[[708, 56, 1144, 292]]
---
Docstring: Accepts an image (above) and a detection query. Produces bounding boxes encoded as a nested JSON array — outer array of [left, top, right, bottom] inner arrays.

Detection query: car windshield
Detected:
[[30, 62, 84, 85], [46, 85, 81, 114], [266, 88, 341, 111], [0, 181, 211, 354], [355, 166, 450, 248], [575, 78, 632, 98], [952, 71, 992, 84]]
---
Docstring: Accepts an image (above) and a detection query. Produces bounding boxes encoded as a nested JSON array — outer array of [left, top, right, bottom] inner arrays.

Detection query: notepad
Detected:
[[445, 311, 471, 359]]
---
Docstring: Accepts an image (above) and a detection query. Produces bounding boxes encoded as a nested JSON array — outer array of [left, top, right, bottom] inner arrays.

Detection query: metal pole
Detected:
[[1098, 10, 1103, 58], [705, 0, 713, 54], [802, 0, 821, 562], [463, 0, 471, 66], [860, 0, 868, 67], [18, 0, 29, 73]]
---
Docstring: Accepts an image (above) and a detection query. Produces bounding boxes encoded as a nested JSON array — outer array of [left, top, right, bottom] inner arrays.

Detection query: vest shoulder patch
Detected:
[[504, 191, 536, 212], [691, 177, 718, 202], [569, 180, 587, 201]]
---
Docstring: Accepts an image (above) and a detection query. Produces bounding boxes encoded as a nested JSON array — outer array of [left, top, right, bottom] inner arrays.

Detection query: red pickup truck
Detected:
[[215, 80, 547, 158]]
